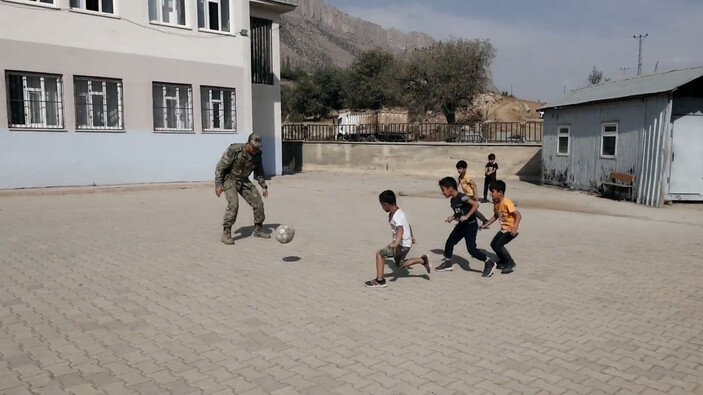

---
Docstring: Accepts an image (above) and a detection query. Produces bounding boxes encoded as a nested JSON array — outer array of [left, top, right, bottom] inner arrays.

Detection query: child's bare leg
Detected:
[[400, 257, 423, 268], [375, 251, 385, 280]]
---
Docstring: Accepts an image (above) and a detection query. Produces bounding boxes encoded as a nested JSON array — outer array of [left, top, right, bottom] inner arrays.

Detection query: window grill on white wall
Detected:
[[6, 72, 64, 129], [75, 77, 123, 130], [152, 83, 193, 131], [201, 87, 236, 132]]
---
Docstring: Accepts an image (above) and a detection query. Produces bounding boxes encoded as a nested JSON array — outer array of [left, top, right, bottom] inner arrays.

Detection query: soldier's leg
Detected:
[[221, 187, 239, 244], [240, 182, 269, 238]]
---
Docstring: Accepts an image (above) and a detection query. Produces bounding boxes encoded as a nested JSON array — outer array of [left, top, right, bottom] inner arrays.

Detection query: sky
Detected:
[[325, 0, 703, 102]]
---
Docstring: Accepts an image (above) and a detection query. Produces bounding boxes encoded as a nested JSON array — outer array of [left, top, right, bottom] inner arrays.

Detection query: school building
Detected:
[[540, 67, 703, 207], [0, 0, 295, 189]]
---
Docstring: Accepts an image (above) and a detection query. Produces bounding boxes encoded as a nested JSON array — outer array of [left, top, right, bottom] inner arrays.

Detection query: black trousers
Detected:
[[483, 177, 495, 200], [490, 231, 517, 265], [444, 220, 487, 262]]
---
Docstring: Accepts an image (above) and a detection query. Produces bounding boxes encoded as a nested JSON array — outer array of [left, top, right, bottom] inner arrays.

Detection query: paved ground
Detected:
[[1, 171, 702, 394]]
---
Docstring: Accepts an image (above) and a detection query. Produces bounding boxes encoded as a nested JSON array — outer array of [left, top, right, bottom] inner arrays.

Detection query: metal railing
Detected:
[[283, 122, 543, 143]]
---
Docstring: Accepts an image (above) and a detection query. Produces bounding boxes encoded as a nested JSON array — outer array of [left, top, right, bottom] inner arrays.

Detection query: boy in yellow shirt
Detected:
[[456, 160, 488, 224], [480, 180, 521, 274]]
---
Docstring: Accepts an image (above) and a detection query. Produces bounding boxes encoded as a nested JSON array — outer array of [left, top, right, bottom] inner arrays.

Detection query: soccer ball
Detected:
[[275, 225, 295, 244]]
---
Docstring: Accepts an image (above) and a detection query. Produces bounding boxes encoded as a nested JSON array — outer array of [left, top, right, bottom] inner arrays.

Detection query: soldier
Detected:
[[215, 133, 271, 245]]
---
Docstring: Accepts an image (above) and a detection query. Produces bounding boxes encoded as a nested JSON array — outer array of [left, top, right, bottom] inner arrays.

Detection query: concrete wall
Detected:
[[251, 6, 284, 176], [283, 142, 543, 179]]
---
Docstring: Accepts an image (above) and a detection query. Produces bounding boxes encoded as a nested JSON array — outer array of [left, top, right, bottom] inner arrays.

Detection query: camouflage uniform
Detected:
[[215, 143, 267, 240]]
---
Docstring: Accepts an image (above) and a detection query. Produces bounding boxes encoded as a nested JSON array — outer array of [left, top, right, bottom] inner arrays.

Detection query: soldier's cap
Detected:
[[248, 133, 263, 149]]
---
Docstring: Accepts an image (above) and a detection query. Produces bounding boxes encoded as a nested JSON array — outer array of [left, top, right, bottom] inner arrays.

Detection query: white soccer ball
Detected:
[[275, 225, 295, 244]]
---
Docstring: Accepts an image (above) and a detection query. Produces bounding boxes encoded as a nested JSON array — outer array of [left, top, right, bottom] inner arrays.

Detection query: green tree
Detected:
[[399, 39, 495, 124], [312, 66, 346, 112], [344, 50, 400, 110]]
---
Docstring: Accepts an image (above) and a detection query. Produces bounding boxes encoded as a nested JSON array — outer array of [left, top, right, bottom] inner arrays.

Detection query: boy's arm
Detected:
[[459, 199, 478, 222], [409, 225, 416, 244], [469, 180, 479, 200], [510, 210, 521, 236], [389, 226, 404, 247], [480, 210, 498, 229]]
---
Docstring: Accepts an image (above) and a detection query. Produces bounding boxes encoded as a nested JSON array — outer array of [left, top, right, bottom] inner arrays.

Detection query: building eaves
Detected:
[[540, 66, 703, 111]]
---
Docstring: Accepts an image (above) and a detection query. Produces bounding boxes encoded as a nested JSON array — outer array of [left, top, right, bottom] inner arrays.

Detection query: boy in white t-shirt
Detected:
[[365, 190, 432, 288]]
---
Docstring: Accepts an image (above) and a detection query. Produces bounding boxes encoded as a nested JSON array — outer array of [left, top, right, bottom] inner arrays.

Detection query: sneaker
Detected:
[[435, 260, 453, 272], [421, 254, 432, 274], [501, 262, 516, 274], [364, 278, 387, 288], [482, 260, 497, 278]]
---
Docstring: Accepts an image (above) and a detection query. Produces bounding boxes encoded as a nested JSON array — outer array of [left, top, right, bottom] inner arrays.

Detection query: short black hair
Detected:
[[439, 177, 458, 190], [379, 190, 397, 205], [489, 180, 506, 194], [456, 160, 468, 169], [488, 153, 496, 160]]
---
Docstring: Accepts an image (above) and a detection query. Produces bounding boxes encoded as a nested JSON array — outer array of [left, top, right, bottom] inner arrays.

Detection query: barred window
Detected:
[[152, 83, 193, 131], [6, 71, 64, 129], [70, 0, 114, 14], [251, 17, 273, 85], [198, 0, 230, 32], [201, 87, 236, 132], [75, 77, 123, 130], [148, 0, 186, 26]]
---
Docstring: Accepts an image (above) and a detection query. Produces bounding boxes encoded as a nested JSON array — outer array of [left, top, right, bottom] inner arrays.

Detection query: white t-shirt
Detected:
[[389, 209, 413, 248]]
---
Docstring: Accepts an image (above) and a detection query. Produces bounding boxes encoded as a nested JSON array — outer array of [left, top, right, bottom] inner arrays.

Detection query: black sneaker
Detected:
[[421, 255, 432, 274], [364, 278, 387, 288], [495, 261, 505, 271], [482, 260, 497, 278], [501, 262, 516, 274], [435, 260, 453, 272]]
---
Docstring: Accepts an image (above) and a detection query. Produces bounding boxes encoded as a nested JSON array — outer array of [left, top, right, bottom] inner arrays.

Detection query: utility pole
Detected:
[[619, 67, 630, 77], [633, 34, 648, 76]]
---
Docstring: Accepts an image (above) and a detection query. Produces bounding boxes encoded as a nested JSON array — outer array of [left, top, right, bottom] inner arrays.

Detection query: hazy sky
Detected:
[[326, 0, 703, 102]]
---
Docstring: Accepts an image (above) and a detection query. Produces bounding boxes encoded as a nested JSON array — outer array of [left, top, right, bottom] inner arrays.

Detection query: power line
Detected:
[[633, 34, 648, 76]]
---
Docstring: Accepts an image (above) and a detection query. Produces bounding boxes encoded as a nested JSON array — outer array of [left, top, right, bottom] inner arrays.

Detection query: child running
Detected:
[[456, 160, 488, 225], [480, 180, 521, 274], [365, 190, 431, 288], [436, 177, 497, 278]]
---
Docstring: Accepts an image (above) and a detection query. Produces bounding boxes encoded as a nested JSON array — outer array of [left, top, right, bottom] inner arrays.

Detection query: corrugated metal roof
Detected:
[[541, 67, 703, 110]]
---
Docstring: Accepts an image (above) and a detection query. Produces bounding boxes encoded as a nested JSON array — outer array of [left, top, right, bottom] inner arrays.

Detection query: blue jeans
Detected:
[[444, 220, 487, 262]]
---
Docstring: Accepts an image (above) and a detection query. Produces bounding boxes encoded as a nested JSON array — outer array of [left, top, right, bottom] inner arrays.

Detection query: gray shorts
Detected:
[[379, 245, 411, 265]]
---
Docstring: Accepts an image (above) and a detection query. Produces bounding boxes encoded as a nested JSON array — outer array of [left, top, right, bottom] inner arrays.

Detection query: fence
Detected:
[[282, 122, 543, 143]]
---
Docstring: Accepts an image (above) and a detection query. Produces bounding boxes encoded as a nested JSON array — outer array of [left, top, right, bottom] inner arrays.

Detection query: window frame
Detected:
[[600, 122, 618, 158], [152, 82, 194, 132], [74, 76, 124, 132], [197, 0, 231, 33], [148, 0, 187, 27], [6, 71, 64, 130], [556, 124, 570, 156], [2, 0, 58, 9], [200, 86, 237, 133], [69, 0, 116, 15]]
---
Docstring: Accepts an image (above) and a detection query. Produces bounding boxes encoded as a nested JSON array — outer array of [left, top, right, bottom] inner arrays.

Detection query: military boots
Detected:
[[221, 227, 235, 245], [253, 224, 271, 239]]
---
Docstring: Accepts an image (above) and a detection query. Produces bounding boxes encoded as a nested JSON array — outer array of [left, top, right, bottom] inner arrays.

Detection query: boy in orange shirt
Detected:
[[480, 180, 521, 274], [456, 160, 488, 225]]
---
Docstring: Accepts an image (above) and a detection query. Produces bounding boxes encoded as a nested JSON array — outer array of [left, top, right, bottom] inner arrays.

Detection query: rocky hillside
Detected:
[[280, 0, 436, 70]]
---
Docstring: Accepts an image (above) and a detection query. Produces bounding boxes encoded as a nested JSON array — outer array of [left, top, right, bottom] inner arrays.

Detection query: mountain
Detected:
[[280, 0, 436, 71]]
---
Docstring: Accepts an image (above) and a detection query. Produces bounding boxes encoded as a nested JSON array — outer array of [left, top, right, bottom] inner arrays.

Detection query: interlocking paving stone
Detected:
[[1, 172, 702, 394]]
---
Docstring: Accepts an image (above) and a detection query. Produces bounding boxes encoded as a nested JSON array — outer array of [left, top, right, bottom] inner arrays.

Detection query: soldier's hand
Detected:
[[215, 186, 223, 197], [262, 188, 269, 199]]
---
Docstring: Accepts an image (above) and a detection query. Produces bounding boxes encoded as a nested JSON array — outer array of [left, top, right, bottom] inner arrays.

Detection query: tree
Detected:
[[312, 66, 346, 112], [344, 50, 400, 110], [587, 66, 610, 85], [399, 39, 495, 124]]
